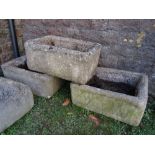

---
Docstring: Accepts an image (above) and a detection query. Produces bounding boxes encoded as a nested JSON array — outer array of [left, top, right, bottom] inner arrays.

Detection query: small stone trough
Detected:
[[0, 77, 34, 132], [25, 35, 101, 84], [71, 67, 148, 126], [1, 56, 64, 98]]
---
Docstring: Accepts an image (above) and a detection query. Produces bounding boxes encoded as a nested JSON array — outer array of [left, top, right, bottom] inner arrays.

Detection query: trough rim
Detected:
[[71, 67, 148, 109], [24, 34, 102, 56], [1, 56, 53, 81]]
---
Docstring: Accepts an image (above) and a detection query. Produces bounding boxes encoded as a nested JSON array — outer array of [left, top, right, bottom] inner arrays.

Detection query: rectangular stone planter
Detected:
[[71, 67, 148, 126], [25, 35, 101, 84], [0, 77, 34, 132], [1, 56, 64, 98]]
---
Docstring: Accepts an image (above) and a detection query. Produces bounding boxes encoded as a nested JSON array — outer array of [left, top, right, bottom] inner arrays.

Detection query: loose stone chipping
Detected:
[[25, 35, 101, 84], [71, 67, 148, 126], [1, 56, 64, 98], [0, 77, 34, 132]]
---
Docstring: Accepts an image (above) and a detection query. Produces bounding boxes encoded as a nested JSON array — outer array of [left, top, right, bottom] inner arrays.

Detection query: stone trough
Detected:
[[1, 56, 63, 98], [25, 35, 101, 84], [71, 67, 148, 126], [0, 77, 34, 132]]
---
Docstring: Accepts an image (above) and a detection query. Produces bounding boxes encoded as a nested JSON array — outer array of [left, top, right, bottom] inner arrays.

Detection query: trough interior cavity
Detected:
[[18, 62, 44, 74], [87, 75, 137, 96], [39, 37, 94, 52]]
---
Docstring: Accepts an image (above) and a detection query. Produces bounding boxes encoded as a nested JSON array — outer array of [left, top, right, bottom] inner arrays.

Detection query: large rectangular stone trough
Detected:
[[25, 35, 101, 84], [71, 67, 148, 126], [1, 56, 63, 98], [0, 77, 34, 132]]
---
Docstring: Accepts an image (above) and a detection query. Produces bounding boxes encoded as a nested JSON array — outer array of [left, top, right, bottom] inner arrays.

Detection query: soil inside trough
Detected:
[[87, 75, 137, 96], [41, 39, 93, 52]]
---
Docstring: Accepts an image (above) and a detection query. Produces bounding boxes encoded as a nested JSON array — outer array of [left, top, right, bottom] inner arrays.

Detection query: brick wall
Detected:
[[0, 19, 24, 65], [22, 19, 155, 97]]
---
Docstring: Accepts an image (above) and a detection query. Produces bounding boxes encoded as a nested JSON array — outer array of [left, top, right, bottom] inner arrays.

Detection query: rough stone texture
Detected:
[[71, 67, 148, 126], [22, 19, 155, 97], [0, 77, 34, 132], [25, 35, 101, 84], [1, 56, 63, 98]]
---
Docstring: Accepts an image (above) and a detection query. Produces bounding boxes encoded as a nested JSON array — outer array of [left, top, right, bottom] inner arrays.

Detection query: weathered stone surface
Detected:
[[25, 35, 101, 84], [71, 67, 148, 126], [0, 77, 34, 132], [1, 56, 64, 98], [22, 19, 155, 97]]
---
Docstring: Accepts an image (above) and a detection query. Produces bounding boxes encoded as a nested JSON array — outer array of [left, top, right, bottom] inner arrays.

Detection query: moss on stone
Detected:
[[71, 79, 147, 126], [136, 32, 145, 48]]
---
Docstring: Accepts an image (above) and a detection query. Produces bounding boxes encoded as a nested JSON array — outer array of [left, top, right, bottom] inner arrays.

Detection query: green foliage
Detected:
[[1, 83, 155, 135]]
